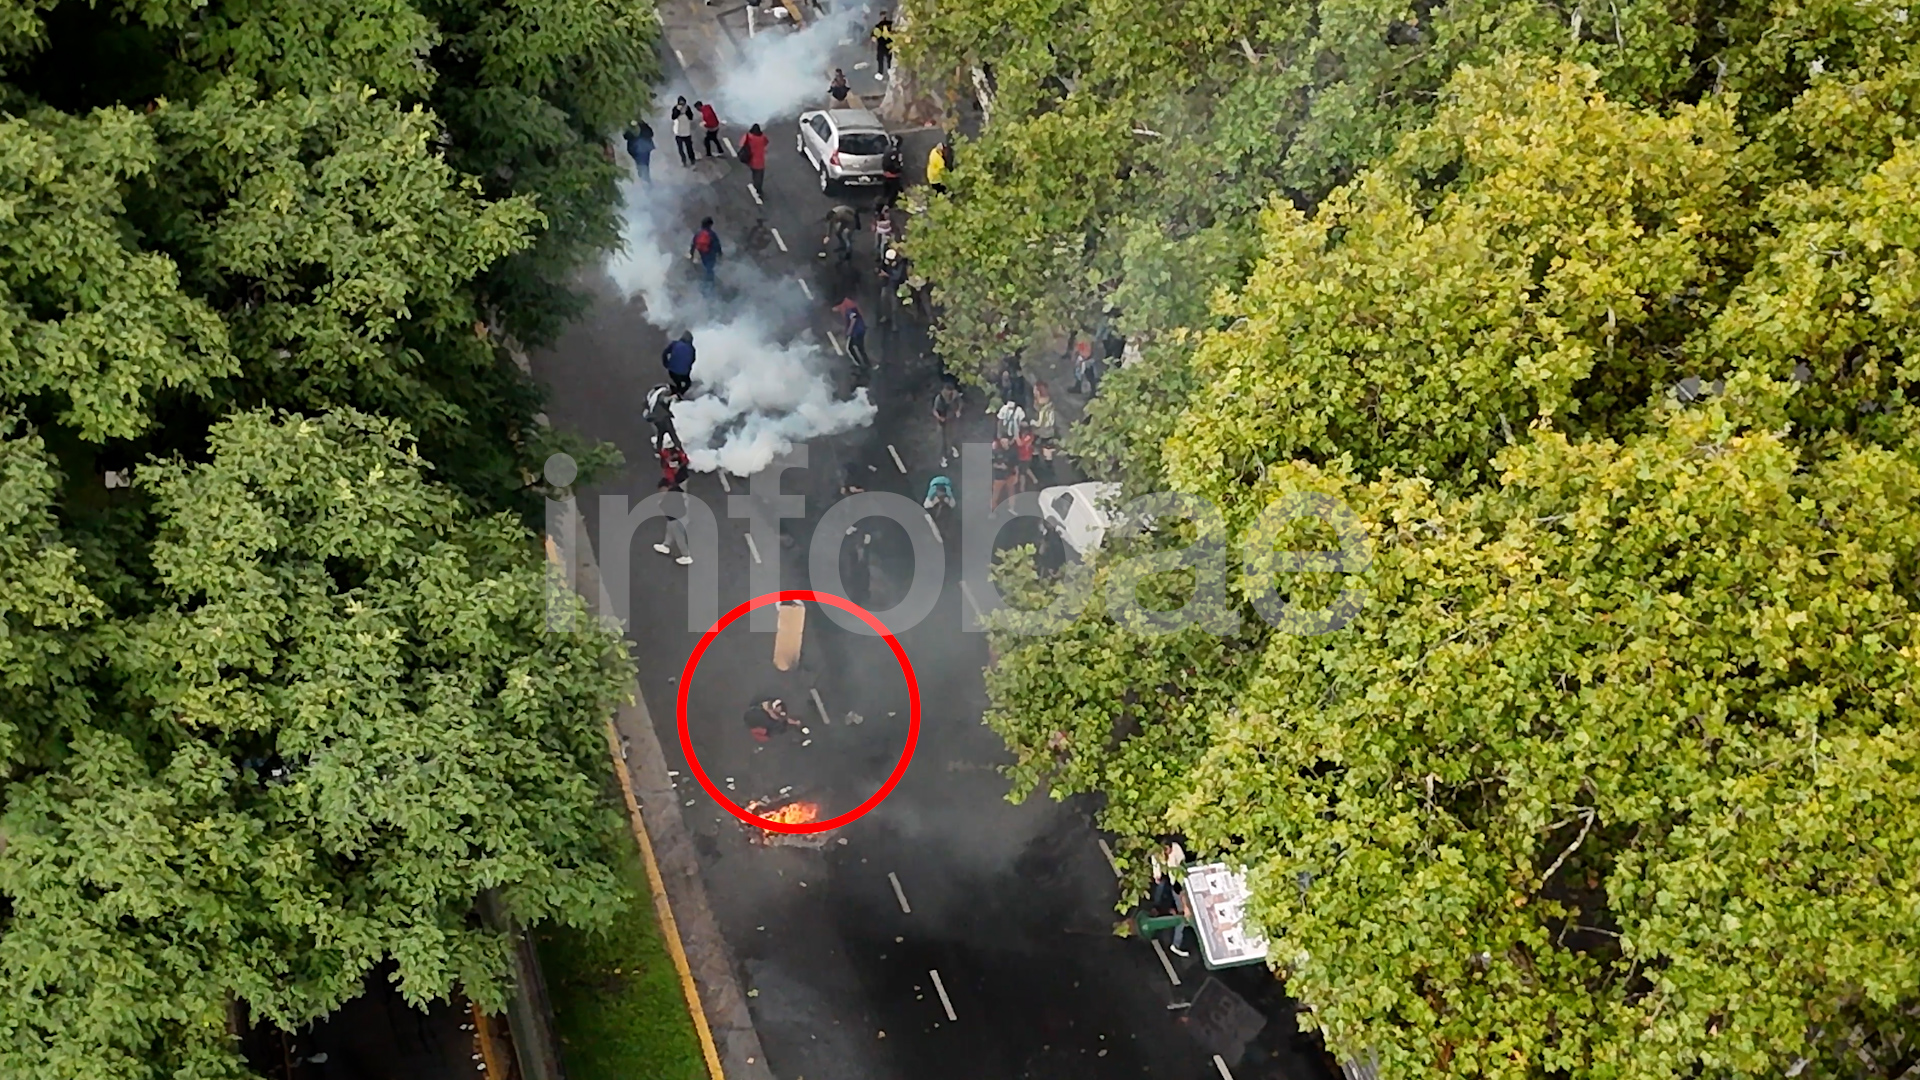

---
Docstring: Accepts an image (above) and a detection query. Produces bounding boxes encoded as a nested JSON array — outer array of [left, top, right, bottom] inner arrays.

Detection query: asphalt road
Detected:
[[530, 19, 1337, 1080]]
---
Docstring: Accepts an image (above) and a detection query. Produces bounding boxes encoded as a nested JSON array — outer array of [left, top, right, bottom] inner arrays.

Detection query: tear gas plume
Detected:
[[603, 163, 874, 477], [671, 321, 877, 475], [711, 5, 871, 126]]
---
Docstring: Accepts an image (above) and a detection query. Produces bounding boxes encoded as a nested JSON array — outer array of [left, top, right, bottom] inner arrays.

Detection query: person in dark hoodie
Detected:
[[662, 331, 696, 396], [689, 218, 722, 293], [624, 120, 654, 182]]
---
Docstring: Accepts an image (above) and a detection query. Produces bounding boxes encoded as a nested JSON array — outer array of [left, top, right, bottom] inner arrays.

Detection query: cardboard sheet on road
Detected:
[[774, 600, 806, 670]]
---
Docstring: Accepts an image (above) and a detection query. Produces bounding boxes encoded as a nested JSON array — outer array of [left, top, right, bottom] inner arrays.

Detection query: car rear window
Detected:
[[837, 132, 889, 156]]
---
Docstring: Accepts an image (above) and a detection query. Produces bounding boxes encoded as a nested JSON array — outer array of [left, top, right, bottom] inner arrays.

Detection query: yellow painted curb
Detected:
[[604, 717, 728, 1080]]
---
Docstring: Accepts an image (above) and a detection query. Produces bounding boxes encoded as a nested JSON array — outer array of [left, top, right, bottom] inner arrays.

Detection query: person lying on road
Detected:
[[744, 699, 801, 743]]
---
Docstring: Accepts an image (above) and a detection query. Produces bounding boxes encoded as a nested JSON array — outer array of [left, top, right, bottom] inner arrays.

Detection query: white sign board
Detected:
[[1184, 862, 1269, 968]]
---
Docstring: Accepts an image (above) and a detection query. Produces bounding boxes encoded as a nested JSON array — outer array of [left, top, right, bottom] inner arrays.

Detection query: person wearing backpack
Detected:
[[740, 123, 769, 197], [689, 219, 722, 292], [670, 97, 696, 166], [696, 101, 723, 158]]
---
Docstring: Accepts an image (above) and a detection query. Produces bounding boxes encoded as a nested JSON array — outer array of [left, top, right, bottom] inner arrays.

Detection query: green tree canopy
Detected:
[[980, 52, 1920, 1077], [1, 410, 631, 1080], [0, 0, 655, 1074]]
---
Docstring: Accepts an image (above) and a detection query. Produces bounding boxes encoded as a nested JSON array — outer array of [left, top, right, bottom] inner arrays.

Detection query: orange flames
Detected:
[[759, 801, 821, 827]]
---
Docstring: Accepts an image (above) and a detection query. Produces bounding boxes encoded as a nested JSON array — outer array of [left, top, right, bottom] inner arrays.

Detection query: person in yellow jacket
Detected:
[[926, 139, 951, 193]]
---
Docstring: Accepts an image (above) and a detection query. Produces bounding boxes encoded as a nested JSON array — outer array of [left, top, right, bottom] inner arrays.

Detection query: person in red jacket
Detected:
[[696, 100, 722, 157], [741, 123, 770, 196]]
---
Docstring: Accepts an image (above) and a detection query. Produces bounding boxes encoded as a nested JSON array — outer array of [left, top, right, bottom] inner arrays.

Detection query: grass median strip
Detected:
[[537, 830, 707, 1080]]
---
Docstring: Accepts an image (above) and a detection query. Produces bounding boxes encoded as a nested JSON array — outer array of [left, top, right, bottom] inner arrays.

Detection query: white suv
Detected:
[[797, 107, 892, 193]]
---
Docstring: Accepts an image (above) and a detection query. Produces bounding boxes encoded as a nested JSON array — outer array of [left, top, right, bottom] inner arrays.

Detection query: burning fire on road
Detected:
[[743, 797, 834, 849]]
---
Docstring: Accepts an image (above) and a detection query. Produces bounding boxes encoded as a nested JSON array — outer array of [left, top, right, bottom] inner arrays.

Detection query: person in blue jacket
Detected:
[[662, 331, 696, 396]]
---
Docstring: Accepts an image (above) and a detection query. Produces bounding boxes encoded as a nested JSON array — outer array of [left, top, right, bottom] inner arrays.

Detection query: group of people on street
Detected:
[[986, 358, 1059, 508]]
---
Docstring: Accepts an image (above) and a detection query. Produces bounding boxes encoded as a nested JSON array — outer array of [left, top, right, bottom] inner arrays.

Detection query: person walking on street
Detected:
[[820, 203, 860, 262], [662, 330, 697, 396], [931, 376, 962, 465], [625, 120, 655, 181], [835, 298, 871, 376], [872, 13, 894, 78], [697, 100, 723, 157], [878, 246, 908, 327], [741, 123, 769, 196], [829, 68, 851, 103], [690, 218, 722, 293], [671, 98, 696, 165], [652, 481, 695, 566]]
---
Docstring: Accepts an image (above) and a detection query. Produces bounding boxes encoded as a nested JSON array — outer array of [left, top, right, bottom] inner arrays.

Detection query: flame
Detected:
[[760, 801, 821, 827]]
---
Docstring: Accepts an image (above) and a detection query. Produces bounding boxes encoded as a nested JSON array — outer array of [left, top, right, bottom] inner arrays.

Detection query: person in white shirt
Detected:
[[995, 399, 1027, 439], [670, 97, 696, 166]]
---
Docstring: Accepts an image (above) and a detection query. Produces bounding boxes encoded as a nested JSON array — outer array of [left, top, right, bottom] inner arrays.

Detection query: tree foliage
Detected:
[[977, 47, 1920, 1078], [902, 0, 1716, 387], [0, 0, 655, 1074]]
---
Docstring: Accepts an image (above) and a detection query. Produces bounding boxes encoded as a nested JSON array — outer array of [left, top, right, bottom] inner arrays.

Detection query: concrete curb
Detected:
[[571, 527, 778, 1080], [506, 296, 772, 1080]]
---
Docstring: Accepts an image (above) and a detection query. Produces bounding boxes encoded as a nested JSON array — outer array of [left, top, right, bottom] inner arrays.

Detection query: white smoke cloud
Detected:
[[710, 4, 872, 126], [604, 142, 874, 477]]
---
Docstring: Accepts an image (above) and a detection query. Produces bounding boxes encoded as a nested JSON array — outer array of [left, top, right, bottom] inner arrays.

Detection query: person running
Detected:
[[931, 377, 962, 465], [662, 331, 697, 396], [872, 13, 894, 77], [743, 698, 800, 743], [741, 123, 769, 196], [655, 438, 691, 494], [820, 203, 860, 261], [689, 219, 722, 292], [670, 97, 696, 165], [697, 100, 723, 157], [652, 481, 694, 566], [829, 68, 851, 103], [838, 299, 871, 376], [646, 384, 680, 448], [625, 120, 655, 181]]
